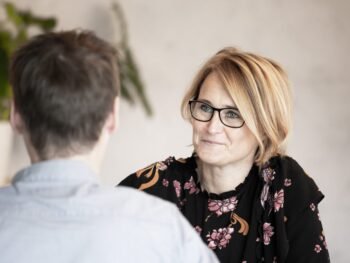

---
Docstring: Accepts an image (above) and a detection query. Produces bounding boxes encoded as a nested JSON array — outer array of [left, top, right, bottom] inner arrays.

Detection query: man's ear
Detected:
[[104, 97, 119, 134], [9, 101, 25, 134]]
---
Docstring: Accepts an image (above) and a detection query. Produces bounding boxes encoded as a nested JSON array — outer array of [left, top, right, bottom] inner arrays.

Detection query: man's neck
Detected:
[[25, 131, 109, 177], [30, 154, 100, 175]]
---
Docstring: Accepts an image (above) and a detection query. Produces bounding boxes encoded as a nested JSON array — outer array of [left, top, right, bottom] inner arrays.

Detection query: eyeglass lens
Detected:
[[189, 100, 244, 128]]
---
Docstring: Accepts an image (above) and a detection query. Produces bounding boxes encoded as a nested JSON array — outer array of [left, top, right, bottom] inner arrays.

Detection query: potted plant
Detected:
[[0, 2, 151, 185]]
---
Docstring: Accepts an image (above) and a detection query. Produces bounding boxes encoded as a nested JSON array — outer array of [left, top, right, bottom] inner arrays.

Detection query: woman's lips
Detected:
[[201, 139, 225, 145]]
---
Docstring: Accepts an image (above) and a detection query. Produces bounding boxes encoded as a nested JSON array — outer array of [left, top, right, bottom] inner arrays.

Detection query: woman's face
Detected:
[[191, 72, 259, 168]]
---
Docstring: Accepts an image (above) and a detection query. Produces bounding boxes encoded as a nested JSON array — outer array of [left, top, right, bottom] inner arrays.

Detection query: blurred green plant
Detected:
[[0, 2, 56, 120], [112, 2, 152, 115], [0, 1, 152, 121]]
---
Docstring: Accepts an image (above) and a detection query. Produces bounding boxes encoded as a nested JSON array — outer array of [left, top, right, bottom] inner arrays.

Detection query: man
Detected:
[[0, 30, 218, 263]]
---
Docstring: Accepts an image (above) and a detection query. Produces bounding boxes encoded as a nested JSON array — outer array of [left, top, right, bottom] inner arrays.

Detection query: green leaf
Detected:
[[35, 17, 56, 32], [0, 47, 11, 120], [15, 28, 28, 46], [18, 11, 57, 32], [123, 47, 152, 115], [119, 61, 135, 103], [0, 30, 13, 53], [112, 1, 152, 115], [4, 2, 24, 27], [0, 48, 9, 98]]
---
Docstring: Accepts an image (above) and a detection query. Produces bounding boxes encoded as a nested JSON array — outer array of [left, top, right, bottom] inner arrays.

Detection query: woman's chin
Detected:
[[196, 149, 225, 166]]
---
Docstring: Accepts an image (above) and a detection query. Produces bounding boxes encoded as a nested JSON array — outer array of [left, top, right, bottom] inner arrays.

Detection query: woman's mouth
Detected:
[[201, 139, 225, 145]]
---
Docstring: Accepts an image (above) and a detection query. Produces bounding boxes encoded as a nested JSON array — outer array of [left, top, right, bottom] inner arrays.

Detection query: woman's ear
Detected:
[[9, 101, 25, 134]]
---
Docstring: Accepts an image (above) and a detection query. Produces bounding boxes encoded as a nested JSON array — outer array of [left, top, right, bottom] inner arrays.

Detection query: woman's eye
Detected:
[[225, 110, 240, 119], [199, 103, 213, 113]]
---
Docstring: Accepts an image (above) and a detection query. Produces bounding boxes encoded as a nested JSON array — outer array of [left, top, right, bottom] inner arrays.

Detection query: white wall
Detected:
[[9, 0, 350, 261]]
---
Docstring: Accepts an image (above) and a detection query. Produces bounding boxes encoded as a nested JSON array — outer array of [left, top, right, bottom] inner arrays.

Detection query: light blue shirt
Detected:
[[0, 160, 218, 263]]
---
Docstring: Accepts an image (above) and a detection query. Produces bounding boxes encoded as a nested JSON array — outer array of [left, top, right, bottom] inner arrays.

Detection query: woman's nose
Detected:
[[207, 111, 224, 133]]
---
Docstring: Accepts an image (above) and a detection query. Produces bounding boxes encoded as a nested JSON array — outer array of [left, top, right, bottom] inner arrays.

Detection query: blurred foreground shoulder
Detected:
[[114, 185, 218, 262]]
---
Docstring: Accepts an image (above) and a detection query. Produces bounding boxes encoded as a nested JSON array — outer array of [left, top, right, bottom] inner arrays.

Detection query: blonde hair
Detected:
[[181, 47, 292, 166]]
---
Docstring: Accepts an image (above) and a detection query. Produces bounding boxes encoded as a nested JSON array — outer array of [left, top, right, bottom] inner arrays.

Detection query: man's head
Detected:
[[10, 30, 120, 161]]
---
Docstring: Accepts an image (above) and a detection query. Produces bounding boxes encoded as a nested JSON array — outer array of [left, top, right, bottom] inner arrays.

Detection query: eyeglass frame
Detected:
[[188, 100, 245, 128]]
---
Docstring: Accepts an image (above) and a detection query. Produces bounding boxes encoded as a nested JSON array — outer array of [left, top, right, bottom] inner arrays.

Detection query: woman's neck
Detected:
[[197, 158, 254, 195]]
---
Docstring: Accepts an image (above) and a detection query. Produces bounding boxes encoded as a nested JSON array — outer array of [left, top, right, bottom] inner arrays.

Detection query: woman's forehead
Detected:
[[198, 72, 237, 108]]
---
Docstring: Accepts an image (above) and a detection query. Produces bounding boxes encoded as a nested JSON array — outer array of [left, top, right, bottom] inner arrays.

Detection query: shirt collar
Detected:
[[12, 159, 99, 186]]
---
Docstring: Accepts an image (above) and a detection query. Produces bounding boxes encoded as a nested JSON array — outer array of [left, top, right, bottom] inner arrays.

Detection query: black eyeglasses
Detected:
[[189, 100, 245, 128]]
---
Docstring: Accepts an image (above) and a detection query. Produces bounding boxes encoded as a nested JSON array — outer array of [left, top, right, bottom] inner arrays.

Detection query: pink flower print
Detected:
[[184, 176, 199, 194], [158, 162, 168, 171], [273, 189, 284, 212], [262, 167, 275, 183], [260, 184, 270, 208], [323, 240, 328, 250], [162, 179, 169, 187], [208, 196, 238, 216], [310, 203, 316, 212], [284, 178, 292, 187], [263, 222, 274, 245], [194, 226, 202, 234], [173, 180, 182, 198], [179, 200, 186, 207], [163, 156, 174, 166], [320, 233, 328, 249], [314, 244, 322, 253], [206, 227, 234, 250]]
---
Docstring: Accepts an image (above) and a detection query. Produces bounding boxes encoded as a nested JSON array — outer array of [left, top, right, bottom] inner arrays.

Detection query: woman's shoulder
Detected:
[[119, 155, 197, 191], [270, 155, 324, 218], [272, 155, 321, 195], [138, 155, 196, 179]]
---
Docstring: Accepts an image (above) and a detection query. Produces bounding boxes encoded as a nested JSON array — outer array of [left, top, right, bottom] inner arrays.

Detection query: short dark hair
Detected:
[[10, 30, 120, 159]]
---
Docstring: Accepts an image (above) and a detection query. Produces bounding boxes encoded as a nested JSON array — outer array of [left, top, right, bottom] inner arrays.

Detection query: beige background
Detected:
[[7, 0, 350, 262]]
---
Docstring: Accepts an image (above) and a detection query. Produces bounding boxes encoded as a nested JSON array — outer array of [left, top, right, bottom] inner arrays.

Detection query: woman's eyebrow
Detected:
[[196, 98, 212, 104], [223, 104, 238, 109], [197, 98, 237, 109]]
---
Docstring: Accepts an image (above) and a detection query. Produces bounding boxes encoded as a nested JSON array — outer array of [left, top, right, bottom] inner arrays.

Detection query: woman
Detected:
[[119, 47, 330, 263]]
